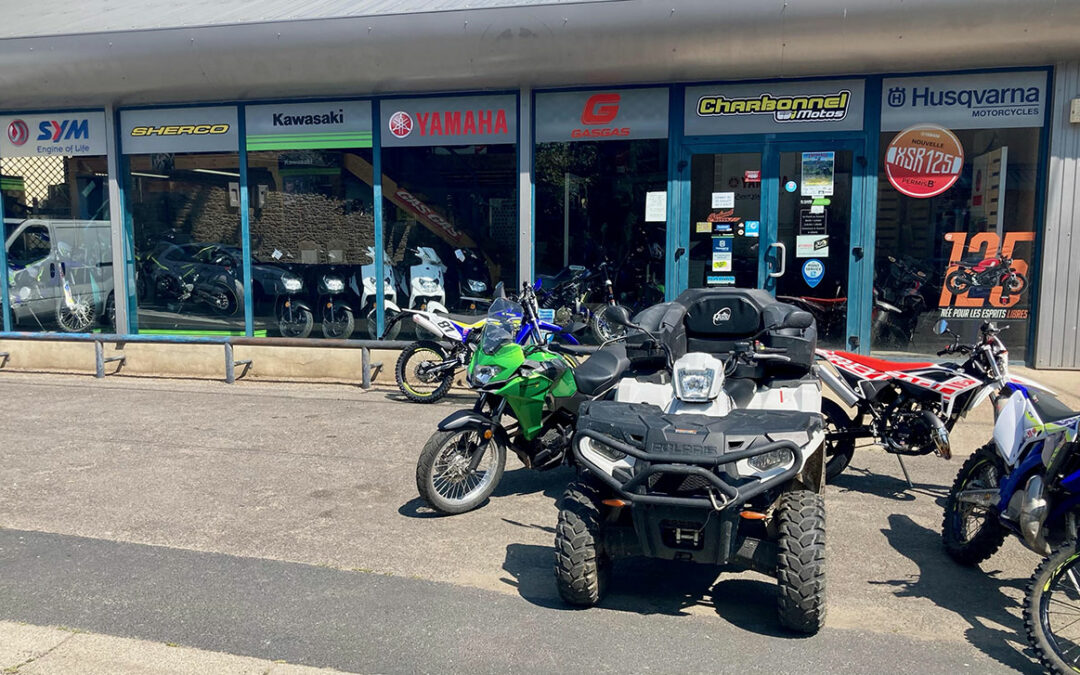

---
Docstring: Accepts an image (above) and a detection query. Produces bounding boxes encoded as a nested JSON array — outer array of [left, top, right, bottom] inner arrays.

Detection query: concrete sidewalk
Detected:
[[0, 620, 346, 674]]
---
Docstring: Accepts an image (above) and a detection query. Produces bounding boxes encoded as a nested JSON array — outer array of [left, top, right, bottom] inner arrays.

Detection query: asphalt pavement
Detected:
[[1, 370, 1077, 672]]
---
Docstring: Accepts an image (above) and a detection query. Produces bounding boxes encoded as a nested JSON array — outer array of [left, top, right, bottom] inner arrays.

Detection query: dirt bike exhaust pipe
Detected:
[[922, 410, 952, 460], [816, 365, 860, 408]]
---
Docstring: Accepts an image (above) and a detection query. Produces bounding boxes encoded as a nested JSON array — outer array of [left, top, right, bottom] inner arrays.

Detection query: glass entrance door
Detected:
[[686, 144, 856, 349], [773, 149, 853, 349]]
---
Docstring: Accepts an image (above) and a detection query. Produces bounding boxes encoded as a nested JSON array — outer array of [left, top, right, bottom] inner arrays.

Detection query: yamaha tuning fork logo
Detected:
[[6, 119, 29, 146]]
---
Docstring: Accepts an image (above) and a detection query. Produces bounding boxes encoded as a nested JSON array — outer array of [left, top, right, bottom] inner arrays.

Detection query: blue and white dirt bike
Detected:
[[392, 281, 586, 403], [936, 321, 1080, 673]]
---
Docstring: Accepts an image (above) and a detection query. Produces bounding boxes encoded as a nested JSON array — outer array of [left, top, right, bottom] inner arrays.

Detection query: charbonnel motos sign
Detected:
[[881, 71, 1047, 131], [0, 112, 107, 158], [684, 80, 864, 135]]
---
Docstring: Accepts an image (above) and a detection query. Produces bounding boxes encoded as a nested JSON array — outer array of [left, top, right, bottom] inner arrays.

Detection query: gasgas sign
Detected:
[[0, 112, 107, 158], [535, 88, 668, 143], [381, 95, 516, 148]]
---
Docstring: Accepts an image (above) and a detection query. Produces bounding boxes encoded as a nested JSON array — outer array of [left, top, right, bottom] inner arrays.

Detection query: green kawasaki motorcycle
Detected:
[[415, 283, 632, 515]]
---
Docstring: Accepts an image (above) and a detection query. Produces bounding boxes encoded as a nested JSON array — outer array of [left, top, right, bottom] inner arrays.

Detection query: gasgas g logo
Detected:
[[571, 93, 630, 138]]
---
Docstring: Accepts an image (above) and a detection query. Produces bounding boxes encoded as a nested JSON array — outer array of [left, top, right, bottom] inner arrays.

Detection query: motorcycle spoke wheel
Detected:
[[416, 428, 506, 514], [399, 346, 451, 399], [1026, 547, 1080, 674], [57, 296, 95, 332]]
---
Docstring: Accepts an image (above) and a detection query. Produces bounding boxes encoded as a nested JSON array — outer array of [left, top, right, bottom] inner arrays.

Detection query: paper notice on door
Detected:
[[801, 151, 835, 197], [696, 222, 712, 233], [711, 191, 735, 209], [712, 236, 733, 271], [645, 191, 667, 222], [796, 234, 830, 258]]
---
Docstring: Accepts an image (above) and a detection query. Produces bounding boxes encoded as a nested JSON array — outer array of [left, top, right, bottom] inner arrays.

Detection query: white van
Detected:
[[5, 218, 114, 332]]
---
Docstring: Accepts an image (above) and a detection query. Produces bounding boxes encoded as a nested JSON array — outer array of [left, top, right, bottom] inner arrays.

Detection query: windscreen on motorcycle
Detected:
[[481, 297, 523, 355]]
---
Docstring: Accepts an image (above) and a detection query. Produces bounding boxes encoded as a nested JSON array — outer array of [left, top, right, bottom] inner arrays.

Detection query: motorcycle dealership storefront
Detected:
[[1, 1, 1077, 369]]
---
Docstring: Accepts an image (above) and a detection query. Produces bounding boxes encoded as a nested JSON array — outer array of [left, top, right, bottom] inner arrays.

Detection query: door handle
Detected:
[[674, 247, 685, 261], [50, 263, 56, 278], [768, 242, 786, 278]]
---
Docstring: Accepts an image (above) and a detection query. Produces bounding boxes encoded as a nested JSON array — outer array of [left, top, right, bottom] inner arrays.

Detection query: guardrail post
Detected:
[[95, 340, 105, 378], [225, 342, 236, 384], [361, 346, 371, 390]]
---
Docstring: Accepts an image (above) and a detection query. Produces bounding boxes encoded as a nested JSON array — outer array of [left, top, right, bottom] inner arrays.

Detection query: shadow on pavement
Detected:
[[501, 543, 805, 639], [492, 465, 575, 500], [830, 465, 948, 505], [875, 513, 1038, 672]]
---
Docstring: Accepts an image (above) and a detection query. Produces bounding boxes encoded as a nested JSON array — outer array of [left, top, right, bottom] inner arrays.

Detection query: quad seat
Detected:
[[573, 343, 631, 396]]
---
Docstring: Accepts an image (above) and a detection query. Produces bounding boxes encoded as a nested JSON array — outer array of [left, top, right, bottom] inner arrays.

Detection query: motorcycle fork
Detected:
[[467, 396, 505, 472]]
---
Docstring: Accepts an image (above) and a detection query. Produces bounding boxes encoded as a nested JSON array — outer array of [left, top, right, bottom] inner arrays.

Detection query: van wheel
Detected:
[[554, 480, 610, 607], [776, 490, 826, 634]]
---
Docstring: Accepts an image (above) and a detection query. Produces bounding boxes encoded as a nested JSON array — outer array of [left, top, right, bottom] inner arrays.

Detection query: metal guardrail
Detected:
[[0, 332, 415, 387]]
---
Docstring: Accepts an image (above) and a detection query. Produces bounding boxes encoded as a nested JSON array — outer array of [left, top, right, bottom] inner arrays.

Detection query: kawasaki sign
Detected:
[[881, 71, 1047, 131], [246, 101, 372, 150]]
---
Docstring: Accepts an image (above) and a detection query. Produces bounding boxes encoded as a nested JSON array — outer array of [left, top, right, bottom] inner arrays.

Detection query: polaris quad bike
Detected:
[[556, 288, 829, 634], [415, 282, 632, 515]]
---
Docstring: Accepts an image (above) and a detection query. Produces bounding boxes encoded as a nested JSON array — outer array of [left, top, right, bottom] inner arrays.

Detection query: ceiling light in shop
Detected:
[[192, 169, 241, 178], [131, 172, 170, 179]]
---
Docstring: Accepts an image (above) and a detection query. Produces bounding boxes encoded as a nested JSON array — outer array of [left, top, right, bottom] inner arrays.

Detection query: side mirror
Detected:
[[494, 282, 506, 299], [604, 305, 635, 328], [782, 310, 814, 330], [933, 319, 948, 335]]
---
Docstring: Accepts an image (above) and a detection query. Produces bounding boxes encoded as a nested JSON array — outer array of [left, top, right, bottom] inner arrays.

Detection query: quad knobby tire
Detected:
[[941, 442, 1007, 566], [396, 341, 454, 403], [1025, 546, 1080, 675], [821, 398, 856, 482], [776, 490, 827, 634], [554, 481, 610, 607]]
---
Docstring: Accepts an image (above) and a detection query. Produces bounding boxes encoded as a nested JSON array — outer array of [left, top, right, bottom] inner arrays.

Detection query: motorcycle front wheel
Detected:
[[945, 271, 972, 295], [416, 428, 506, 515], [366, 305, 402, 340], [821, 398, 856, 482], [322, 303, 355, 339], [1026, 545, 1080, 674], [278, 303, 314, 338], [941, 442, 1007, 566], [396, 340, 455, 403], [1005, 272, 1028, 296], [208, 284, 240, 316], [56, 294, 96, 333]]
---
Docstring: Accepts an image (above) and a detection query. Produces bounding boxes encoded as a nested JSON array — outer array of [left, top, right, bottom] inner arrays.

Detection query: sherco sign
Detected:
[[246, 101, 372, 150], [685, 80, 865, 135], [122, 107, 239, 154], [535, 88, 668, 143], [380, 95, 516, 148], [881, 71, 1047, 131], [0, 111, 107, 158]]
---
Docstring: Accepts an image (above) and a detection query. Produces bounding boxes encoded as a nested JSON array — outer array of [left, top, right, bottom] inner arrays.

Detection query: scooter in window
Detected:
[[356, 247, 402, 340], [408, 247, 449, 314]]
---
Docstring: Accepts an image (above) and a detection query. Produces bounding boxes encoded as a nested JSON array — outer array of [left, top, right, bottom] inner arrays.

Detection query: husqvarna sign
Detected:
[[0, 111, 107, 158], [881, 71, 1047, 131]]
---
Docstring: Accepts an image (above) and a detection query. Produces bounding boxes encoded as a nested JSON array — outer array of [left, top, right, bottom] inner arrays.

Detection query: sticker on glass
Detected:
[[802, 259, 825, 288], [801, 151, 834, 197]]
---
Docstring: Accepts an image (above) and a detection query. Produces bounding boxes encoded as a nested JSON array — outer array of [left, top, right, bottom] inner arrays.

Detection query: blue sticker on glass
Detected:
[[802, 259, 824, 288], [785, 180, 798, 193], [714, 223, 733, 233], [744, 220, 760, 237], [707, 275, 736, 286]]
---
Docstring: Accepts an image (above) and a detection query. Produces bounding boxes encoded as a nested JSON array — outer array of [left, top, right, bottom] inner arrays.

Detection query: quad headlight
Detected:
[[747, 448, 795, 472], [675, 368, 716, 402]]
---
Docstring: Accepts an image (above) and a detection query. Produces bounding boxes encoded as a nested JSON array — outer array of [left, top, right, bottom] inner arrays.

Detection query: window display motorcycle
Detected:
[[944, 251, 1027, 298], [558, 288, 828, 633], [414, 281, 629, 514], [357, 247, 401, 340], [144, 243, 242, 317], [407, 246, 449, 313], [454, 247, 492, 312], [872, 255, 933, 347], [814, 319, 1034, 482]]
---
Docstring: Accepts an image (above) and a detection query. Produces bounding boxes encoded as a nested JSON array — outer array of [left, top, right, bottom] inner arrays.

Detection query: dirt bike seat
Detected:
[[573, 343, 631, 396], [832, 351, 933, 372]]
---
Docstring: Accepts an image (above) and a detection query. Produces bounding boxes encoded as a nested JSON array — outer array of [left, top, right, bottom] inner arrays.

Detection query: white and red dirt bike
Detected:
[[815, 320, 1040, 482]]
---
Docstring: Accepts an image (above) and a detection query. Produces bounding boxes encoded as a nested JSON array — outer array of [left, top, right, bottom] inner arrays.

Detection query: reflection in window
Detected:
[[380, 144, 516, 338], [534, 139, 667, 342], [247, 149, 375, 339], [2, 154, 113, 333], [125, 153, 245, 334]]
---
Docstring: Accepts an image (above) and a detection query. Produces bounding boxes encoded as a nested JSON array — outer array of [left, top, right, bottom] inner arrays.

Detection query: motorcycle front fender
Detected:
[[438, 409, 495, 432], [279, 296, 312, 313]]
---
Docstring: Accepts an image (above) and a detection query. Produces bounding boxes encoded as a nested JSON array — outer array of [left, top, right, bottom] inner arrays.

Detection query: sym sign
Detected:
[[535, 88, 668, 143], [684, 80, 865, 135], [380, 95, 517, 148], [245, 101, 372, 150], [0, 111, 107, 158], [121, 107, 239, 154], [881, 71, 1047, 131]]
